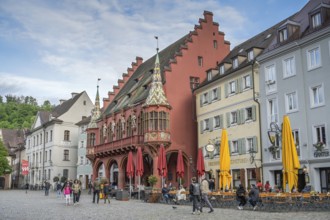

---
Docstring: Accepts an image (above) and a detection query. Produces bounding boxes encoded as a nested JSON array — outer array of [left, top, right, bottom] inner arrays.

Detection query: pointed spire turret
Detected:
[[88, 78, 102, 128], [143, 37, 170, 107]]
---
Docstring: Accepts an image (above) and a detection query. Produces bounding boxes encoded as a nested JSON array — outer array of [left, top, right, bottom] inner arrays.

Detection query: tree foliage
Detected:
[[0, 95, 54, 129], [0, 139, 12, 176]]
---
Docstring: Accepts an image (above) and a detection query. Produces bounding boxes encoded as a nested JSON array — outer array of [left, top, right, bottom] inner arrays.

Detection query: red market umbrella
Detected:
[[196, 148, 205, 178], [176, 150, 184, 185], [136, 147, 144, 200], [126, 151, 134, 198], [157, 144, 168, 187], [126, 151, 134, 178]]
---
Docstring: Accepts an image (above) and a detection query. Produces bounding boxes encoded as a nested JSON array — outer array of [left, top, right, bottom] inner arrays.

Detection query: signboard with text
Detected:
[[21, 160, 29, 175]]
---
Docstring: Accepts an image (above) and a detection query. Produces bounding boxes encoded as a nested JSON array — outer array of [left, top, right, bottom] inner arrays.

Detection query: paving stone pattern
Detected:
[[0, 190, 328, 220]]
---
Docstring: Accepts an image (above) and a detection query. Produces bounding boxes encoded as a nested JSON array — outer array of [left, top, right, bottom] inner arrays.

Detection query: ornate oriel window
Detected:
[[89, 133, 96, 147], [144, 111, 169, 132]]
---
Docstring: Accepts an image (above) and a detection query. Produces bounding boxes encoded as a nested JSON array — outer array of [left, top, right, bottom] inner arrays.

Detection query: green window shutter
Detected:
[[238, 139, 242, 155], [253, 136, 258, 152], [200, 95, 203, 107], [218, 87, 221, 100], [250, 73, 254, 88], [220, 114, 224, 129], [238, 77, 243, 93], [225, 83, 229, 98], [208, 91, 212, 103], [241, 138, 246, 154], [237, 109, 241, 125], [235, 79, 239, 94], [226, 112, 230, 128], [240, 108, 245, 124], [252, 105, 257, 121], [200, 121, 203, 134], [209, 118, 214, 131], [228, 141, 232, 155]]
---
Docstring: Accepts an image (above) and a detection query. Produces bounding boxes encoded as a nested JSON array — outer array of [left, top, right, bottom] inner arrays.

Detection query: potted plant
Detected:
[[53, 176, 59, 183], [146, 175, 160, 203], [313, 141, 324, 152], [148, 175, 158, 188]]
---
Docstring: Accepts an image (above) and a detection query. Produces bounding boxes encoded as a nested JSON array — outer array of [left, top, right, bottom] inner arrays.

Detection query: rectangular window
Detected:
[[198, 56, 203, 67], [203, 119, 210, 131], [265, 64, 276, 92], [229, 81, 236, 94], [243, 75, 251, 89], [80, 156, 84, 165], [310, 84, 324, 107], [231, 111, 237, 125], [63, 169, 68, 178], [64, 130, 70, 141], [203, 93, 208, 104], [232, 169, 241, 188], [233, 58, 238, 69], [292, 130, 300, 156], [212, 88, 218, 101], [45, 151, 47, 162], [246, 107, 253, 121], [248, 50, 254, 61], [312, 13, 321, 28], [49, 150, 52, 161], [231, 141, 238, 153], [307, 47, 321, 70], [219, 65, 225, 75], [213, 40, 218, 49], [48, 169, 51, 180], [207, 71, 212, 81], [214, 116, 220, 129], [247, 138, 254, 152], [190, 77, 200, 90], [286, 91, 298, 112], [283, 57, 295, 78], [314, 125, 326, 145], [45, 132, 48, 143], [279, 28, 288, 42], [268, 98, 278, 125], [63, 150, 69, 161], [80, 141, 84, 148], [50, 130, 53, 142]]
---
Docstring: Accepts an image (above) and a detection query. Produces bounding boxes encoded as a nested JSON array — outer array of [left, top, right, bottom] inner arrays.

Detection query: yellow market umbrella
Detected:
[[219, 129, 232, 190], [282, 115, 300, 192]]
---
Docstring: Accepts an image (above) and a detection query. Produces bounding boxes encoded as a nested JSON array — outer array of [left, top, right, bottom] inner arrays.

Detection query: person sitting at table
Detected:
[[236, 184, 247, 210], [256, 180, 263, 192], [264, 181, 271, 192], [162, 183, 173, 203], [176, 185, 187, 201], [248, 184, 260, 211]]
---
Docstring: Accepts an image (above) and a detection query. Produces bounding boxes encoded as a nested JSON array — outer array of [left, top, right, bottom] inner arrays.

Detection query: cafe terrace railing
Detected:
[[141, 190, 330, 212]]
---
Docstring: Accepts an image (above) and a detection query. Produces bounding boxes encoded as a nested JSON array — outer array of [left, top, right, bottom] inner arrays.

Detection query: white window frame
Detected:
[[265, 64, 277, 93], [80, 156, 84, 165], [267, 98, 278, 126], [279, 28, 288, 42], [229, 81, 236, 95], [202, 92, 208, 104], [245, 107, 253, 121], [248, 50, 254, 61], [233, 58, 238, 69], [312, 12, 321, 28], [214, 116, 220, 129], [313, 124, 327, 147], [310, 83, 325, 108], [219, 65, 225, 75], [292, 129, 300, 157], [207, 71, 212, 81], [307, 46, 321, 70], [211, 88, 218, 101], [285, 91, 298, 113], [231, 140, 238, 154], [203, 119, 210, 131], [231, 111, 237, 125], [247, 138, 254, 152], [283, 56, 296, 78], [243, 74, 251, 89]]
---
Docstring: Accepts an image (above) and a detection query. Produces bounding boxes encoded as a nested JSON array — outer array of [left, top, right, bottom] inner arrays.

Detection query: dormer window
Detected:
[[233, 58, 238, 69], [219, 65, 225, 75], [279, 28, 288, 42], [312, 12, 321, 28], [207, 71, 212, 81], [248, 50, 254, 61]]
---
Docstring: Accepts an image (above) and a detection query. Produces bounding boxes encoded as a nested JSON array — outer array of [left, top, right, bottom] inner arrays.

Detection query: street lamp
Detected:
[[267, 122, 281, 158]]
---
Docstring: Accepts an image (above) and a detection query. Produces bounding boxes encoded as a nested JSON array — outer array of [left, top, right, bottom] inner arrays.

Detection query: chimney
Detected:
[[59, 99, 66, 104], [71, 92, 79, 98]]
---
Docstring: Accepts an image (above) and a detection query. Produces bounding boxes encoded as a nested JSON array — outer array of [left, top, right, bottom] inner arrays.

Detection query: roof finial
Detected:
[[155, 36, 159, 53]]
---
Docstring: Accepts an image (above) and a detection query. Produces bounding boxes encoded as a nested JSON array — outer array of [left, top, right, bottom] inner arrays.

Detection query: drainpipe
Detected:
[[251, 60, 264, 183], [42, 126, 46, 182]]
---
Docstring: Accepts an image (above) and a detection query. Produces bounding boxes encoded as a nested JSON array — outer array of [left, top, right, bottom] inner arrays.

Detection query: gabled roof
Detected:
[[103, 35, 188, 116], [75, 116, 91, 126], [0, 129, 25, 152], [51, 91, 85, 118]]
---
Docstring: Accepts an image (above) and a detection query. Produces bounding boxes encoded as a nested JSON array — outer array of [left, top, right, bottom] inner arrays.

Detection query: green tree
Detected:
[[0, 139, 12, 176]]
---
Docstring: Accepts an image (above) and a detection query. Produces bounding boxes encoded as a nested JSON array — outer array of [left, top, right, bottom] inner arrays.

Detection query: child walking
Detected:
[[63, 183, 71, 206]]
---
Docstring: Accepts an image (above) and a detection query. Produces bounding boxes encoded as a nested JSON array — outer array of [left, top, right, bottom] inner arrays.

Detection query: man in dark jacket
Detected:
[[236, 184, 247, 210], [248, 184, 260, 210], [189, 177, 201, 215]]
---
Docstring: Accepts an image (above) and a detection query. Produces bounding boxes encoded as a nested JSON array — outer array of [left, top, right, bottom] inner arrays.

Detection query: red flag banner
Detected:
[[21, 160, 29, 175]]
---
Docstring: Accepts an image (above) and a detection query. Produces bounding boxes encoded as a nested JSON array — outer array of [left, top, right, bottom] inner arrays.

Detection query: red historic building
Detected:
[[86, 11, 230, 189]]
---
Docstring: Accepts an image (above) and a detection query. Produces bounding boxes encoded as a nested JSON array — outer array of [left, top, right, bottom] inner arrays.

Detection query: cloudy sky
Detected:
[[0, 0, 308, 105]]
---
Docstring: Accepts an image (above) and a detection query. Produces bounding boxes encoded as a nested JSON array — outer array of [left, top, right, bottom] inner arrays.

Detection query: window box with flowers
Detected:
[[313, 141, 324, 152]]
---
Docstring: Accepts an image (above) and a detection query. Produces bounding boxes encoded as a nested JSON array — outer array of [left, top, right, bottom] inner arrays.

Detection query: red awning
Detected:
[[176, 150, 184, 178], [157, 144, 168, 177], [196, 148, 205, 177], [126, 151, 134, 178], [136, 147, 144, 177]]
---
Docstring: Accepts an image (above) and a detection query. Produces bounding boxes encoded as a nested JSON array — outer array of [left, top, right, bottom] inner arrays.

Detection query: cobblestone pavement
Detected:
[[0, 190, 328, 220]]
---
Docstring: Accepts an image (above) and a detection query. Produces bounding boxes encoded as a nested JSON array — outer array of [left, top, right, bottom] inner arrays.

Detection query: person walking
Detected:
[[63, 183, 72, 206], [103, 182, 111, 204], [189, 177, 201, 215], [248, 184, 260, 211], [92, 178, 100, 204], [72, 180, 81, 205], [236, 184, 247, 210], [56, 182, 62, 198], [200, 177, 214, 213], [44, 181, 50, 196]]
